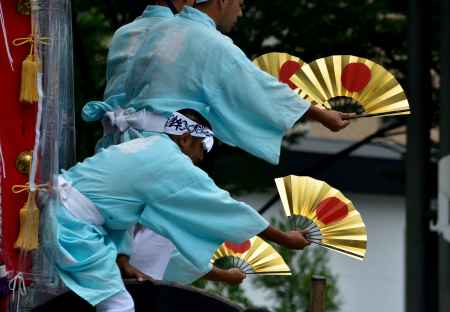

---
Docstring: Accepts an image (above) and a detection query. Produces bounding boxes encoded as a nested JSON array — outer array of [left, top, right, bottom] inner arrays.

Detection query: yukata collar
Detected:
[[180, 6, 216, 29], [142, 5, 174, 18]]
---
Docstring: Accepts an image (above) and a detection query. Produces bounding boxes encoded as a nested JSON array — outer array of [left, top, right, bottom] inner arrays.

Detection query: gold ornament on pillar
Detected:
[[15, 150, 33, 175], [17, 0, 31, 15]]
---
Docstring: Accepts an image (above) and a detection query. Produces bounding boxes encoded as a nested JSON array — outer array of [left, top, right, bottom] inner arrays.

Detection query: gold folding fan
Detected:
[[275, 175, 367, 260], [211, 236, 291, 275], [253, 52, 305, 91], [295, 55, 410, 118]]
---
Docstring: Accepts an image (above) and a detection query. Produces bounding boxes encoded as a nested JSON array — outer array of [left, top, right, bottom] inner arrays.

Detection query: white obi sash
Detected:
[[57, 176, 104, 226], [102, 108, 168, 136]]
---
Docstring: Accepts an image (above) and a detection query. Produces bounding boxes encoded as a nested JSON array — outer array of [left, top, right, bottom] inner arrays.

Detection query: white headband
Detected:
[[164, 112, 214, 153]]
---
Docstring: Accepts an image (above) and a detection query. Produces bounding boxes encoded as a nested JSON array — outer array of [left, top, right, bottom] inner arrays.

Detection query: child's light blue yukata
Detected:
[[82, 6, 311, 165], [49, 135, 269, 305]]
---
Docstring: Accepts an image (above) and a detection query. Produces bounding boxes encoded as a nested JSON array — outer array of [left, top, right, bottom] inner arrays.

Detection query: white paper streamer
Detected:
[[0, 0, 14, 71]]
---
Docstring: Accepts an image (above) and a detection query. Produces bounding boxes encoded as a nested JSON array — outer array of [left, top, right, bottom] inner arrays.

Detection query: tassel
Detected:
[[13, 35, 48, 105], [19, 52, 40, 104], [13, 191, 39, 252]]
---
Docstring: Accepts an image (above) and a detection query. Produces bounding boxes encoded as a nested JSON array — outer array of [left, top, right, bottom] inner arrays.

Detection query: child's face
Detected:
[[178, 134, 205, 165]]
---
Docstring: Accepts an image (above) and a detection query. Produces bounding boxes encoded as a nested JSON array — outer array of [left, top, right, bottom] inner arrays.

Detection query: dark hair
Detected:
[[177, 109, 212, 130]]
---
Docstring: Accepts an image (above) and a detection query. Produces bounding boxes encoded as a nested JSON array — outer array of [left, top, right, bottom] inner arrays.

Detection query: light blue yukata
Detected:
[[83, 6, 311, 165], [82, 4, 209, 287], [84, 5, 174, 151], [48, 135, 269, 305]]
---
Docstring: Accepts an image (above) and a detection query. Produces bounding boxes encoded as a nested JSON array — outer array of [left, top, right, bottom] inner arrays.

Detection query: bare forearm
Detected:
[[204, 266, 229, 282], [303, 105, 352, 132], [258, 225, 290, 246], [258, 226, 310, 250], [204, 266, 246, 284], [304, 104, 325, 122]]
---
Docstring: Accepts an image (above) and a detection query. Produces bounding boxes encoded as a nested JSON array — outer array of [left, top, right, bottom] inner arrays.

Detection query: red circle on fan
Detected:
[[315, 197, 349, 225], [279, 60, 302, 90], [224, 240, 251, 253], [341, 63, 372, 92]]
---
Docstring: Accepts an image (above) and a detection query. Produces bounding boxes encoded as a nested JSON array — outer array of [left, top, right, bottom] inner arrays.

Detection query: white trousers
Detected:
[[96, 290, 135, 312], [130, 228, 175, 280]]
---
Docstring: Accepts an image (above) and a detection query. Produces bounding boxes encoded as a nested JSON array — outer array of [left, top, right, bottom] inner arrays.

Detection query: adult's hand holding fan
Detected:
[[295, 55, 410, 118], [275, 175, 367, 260]]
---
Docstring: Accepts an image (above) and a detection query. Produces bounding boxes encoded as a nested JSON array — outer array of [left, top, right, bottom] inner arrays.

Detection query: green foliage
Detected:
[[195, 220, 340, 311], [253, 247, 340, 312], [252, 220, 340, 312]]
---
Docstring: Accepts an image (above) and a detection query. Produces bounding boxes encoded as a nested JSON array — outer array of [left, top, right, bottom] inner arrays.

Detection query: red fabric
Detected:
[[0, 0, 35, 272]]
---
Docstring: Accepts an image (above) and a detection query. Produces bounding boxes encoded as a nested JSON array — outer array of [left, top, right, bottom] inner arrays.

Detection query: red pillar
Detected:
[[0, 0, 35, 272]]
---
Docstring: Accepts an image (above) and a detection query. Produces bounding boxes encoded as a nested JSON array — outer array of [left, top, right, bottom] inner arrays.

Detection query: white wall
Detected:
[[234, 191, 406, 312]]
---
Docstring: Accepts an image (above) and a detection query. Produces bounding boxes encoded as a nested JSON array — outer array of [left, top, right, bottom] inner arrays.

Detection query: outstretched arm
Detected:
[[258, 226, 310, 250], [304, 105, 354, 132], [204, 267, 246, 285]]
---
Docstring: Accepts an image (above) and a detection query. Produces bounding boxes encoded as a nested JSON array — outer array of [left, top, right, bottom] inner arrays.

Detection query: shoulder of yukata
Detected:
[[208, 37, 255, 77], [198, 30, 246, 69]]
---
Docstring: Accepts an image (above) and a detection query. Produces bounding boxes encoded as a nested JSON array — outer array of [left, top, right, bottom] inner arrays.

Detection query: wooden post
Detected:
[[406, 1, 437, 312], [310, 276, 326, 312], [439, 1, 450, 310]]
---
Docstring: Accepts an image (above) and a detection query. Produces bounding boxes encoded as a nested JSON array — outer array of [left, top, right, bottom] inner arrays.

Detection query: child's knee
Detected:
[[96, 290, 134, 312]]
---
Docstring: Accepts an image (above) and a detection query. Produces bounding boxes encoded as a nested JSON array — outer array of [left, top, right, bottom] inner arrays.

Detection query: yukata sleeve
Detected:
[[204, 44, 311, 165], [137, 157, 269, 275], [105, 227, 135, 257], [163, 250, 207, 285]]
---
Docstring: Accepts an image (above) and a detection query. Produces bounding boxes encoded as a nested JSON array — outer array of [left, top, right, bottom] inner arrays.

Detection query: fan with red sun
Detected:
[[253, 52, 305, 91], [211, 236, 291, 275], [275, 175, 367, 260], [295, 55, 410, 118]]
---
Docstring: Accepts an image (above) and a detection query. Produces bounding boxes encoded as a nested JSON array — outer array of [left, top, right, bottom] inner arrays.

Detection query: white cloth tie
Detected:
[[9, 273, 27, 312], [103, 108, 167, 135], [57, 176, 105, 225], [102, 109, 215, 152]]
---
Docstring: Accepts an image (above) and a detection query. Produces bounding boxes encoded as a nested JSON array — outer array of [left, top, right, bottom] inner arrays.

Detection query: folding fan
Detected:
[[211, 236, 291, 275], [253, 52, 305, 91], [295, 55, 410, 118], [275, 175, 367, 260]]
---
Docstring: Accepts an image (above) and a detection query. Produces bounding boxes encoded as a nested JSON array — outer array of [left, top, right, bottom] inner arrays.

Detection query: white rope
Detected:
[[0, 141, 4, 251], [0, 0, 14, 71], [8, 272, 27, 312], [0, 142, 5, 179], [29, 73, 43, 191]]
